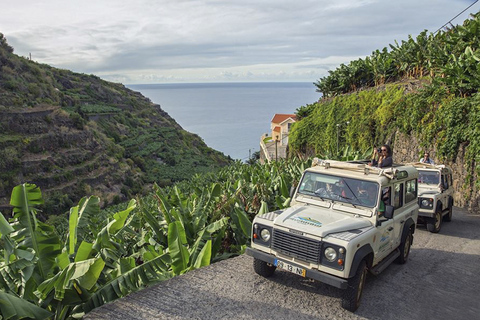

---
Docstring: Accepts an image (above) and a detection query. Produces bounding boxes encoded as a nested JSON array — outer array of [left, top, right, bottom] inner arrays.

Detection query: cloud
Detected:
[[2, 0, 478, 83]]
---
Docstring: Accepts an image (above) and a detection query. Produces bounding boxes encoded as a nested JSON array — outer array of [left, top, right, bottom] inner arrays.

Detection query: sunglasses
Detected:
[[381, 149, 387, 152]]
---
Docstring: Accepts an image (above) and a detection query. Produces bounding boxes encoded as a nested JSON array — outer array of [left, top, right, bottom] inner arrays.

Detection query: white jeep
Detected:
[[246, 159, 419, 312], [411, 163, 454, 233]]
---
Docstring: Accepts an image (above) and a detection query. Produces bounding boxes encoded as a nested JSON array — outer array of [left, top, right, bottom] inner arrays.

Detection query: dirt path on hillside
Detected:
[[85, 207, 480, 320]]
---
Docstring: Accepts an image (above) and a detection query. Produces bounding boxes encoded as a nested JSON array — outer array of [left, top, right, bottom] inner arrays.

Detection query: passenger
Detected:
[[378, 187, 391, 216], [420, 152, 435, 165], [358, 184, 377, 206], [369, 144, 393, 168]]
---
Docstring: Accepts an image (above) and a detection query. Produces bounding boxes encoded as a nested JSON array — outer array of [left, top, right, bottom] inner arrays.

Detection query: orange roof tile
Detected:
[[273, 126, 281, 133], [271, 113, 296, 124]]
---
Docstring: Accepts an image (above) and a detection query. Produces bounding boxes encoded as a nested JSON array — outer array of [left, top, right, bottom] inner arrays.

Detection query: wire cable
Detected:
[[434, 0, 479, 33]]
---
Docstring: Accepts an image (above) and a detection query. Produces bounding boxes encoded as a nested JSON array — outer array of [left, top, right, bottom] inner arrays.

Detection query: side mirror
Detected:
[[289, 185, 297, 198], [383, 205, 395, 219]]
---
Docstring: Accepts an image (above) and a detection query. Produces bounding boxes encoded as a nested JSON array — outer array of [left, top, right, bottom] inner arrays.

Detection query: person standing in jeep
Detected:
[[420, 152, 435, 165], [369, 144, 393, 168]]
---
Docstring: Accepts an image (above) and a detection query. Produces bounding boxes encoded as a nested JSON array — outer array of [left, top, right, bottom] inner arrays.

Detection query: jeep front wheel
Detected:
[[342, 260, 367, 312], [253, 258, 276, 277], [427, 209, 442, 233]]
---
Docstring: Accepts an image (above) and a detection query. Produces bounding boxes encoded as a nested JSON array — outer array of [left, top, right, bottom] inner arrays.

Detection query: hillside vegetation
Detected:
[[1, 11, 480, 320], [0, 35, 231, 214], [290, 12, 480, 196]]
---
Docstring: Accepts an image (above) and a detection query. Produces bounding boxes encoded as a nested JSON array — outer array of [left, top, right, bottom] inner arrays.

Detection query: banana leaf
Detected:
[[168, 221, 190, 275], [72, 253, 172, 317], [0, 291, 52, 320]]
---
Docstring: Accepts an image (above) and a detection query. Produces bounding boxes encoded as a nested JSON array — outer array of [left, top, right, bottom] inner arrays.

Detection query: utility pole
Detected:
[[275, 135, 279, 161]]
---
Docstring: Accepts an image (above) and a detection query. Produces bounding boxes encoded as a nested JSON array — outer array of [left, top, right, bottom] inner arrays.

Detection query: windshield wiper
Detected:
[[313, 189, 327, 201], [339, 195, 357, 208]]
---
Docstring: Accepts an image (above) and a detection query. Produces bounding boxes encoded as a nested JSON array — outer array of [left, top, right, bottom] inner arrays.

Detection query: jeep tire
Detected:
[[253, 258, 276, 277], [396, 228, 412, 264], [427, 208, 442, 233], [342, 260, 367, 312]]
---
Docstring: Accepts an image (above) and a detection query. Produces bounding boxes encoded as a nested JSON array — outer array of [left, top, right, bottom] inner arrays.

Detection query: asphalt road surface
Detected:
[[85, 207, 480, 320]]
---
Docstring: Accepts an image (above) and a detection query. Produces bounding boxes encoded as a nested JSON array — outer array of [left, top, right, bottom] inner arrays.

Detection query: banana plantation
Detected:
[[0, 158, 314, 319], [314, 12, 480, 98]]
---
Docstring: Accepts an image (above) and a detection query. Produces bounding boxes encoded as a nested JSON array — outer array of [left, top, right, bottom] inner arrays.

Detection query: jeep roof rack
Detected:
[[311, 158, 400, 179], [407, 162, 446, 169]]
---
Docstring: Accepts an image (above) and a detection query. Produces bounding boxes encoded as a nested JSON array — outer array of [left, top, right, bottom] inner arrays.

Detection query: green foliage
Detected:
[[290, 85, 406, 156], [315, 12, 480, 98], [0, 159, 310, 318]]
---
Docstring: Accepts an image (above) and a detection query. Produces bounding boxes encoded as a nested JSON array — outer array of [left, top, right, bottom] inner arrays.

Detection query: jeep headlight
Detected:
[[321, 243, 346, 270], [419, 197, 434, 209], [253, 224, 272, 247], [324, 247, 337, 262], [260, 228, 271, 241]]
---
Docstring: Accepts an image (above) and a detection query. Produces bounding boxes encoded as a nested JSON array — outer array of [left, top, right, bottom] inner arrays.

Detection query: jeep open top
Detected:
[[246, 159, 419, 312]]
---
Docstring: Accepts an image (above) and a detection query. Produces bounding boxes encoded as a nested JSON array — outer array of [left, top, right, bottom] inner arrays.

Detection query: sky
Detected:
[[1, 0, 479, 84]]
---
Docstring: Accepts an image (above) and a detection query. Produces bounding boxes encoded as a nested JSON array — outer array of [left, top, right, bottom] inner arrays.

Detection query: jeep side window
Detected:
[[393, 183, 404, 209], [378, 187, 391, 215], [405, 179, 417, 203], [442, 174, 448, 190]]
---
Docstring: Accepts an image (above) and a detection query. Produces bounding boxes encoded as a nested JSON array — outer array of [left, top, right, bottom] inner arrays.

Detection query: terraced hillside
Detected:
[[0, 34, 231, 214]]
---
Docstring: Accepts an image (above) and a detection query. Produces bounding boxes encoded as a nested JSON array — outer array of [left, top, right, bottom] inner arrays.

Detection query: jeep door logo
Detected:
[[290, 217, 323, 227]]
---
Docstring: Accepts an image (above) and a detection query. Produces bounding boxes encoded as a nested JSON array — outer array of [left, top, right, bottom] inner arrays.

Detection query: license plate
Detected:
[[274, 259, 306, 277]]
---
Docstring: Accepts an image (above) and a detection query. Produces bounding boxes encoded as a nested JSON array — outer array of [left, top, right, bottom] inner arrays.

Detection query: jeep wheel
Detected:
[[253, 258, 276, 277], [427, 209, 442, 233], [396, 228, 412, 264], [342, 260, 367, 312], [443, 200, 453, 222]]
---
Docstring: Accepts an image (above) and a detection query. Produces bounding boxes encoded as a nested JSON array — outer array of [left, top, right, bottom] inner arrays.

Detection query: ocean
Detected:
[[127, 82, 320, 161]]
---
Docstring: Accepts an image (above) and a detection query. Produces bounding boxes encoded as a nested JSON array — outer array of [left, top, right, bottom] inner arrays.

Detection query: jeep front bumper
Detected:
[[245, 247, 348, 290], [418, 209, 435, 218]]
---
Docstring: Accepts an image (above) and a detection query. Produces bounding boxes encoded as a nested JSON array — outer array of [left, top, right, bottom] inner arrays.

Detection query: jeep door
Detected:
[[391, 182, 406, 248], [373, 187, 395, 263], [392, 179, 417, 247]]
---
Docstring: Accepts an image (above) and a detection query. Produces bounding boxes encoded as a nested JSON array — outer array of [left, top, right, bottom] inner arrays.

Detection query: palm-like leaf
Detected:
[[0, 291, 52, 320], [71, 253, 172, 317]]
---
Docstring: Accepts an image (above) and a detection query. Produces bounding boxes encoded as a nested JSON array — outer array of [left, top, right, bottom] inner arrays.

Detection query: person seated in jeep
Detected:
[[358, 183, 377, 206], [315, 183, 342, 200]]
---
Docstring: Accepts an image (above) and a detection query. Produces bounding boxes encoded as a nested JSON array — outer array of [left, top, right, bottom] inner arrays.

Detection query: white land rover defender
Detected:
[[411, 163, 454, 233], [246, 159, 419, 312]]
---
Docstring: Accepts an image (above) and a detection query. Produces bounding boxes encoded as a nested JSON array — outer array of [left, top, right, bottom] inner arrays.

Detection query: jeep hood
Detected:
[[273, 205, 372, 238], [418, 185, 441, 196]]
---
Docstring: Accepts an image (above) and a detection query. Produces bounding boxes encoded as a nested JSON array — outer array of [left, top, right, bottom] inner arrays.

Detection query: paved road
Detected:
[[85, 207, 480, 320]]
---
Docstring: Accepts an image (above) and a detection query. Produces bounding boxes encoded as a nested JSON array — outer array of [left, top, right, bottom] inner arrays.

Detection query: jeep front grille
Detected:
[[272, 229, 322, 264]]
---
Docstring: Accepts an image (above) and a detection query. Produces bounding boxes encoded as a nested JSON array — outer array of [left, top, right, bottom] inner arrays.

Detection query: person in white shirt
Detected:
[[420, 152, 435, 164]]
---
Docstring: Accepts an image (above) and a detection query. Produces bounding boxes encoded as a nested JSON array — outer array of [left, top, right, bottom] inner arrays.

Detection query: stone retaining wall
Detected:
[[393, 131, 479, 213]]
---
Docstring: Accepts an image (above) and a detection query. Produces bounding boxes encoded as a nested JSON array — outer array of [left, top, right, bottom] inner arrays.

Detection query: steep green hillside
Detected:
[[290, 12, 480, 168], [288, 12, 480, 208], [0, 34, 231, 214]]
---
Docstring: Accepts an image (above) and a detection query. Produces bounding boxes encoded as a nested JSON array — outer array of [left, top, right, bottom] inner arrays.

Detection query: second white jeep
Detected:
[[411, 163, 454, 233], [246, 159, 419, 312]]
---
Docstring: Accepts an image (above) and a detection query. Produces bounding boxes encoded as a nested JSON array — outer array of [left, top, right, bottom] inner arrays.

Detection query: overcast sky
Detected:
[[1, 0, 478, 84]]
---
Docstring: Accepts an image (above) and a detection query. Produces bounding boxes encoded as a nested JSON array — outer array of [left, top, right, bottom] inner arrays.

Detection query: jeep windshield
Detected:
[[298, 171, 379, 208], [418, 170, 440, 185]]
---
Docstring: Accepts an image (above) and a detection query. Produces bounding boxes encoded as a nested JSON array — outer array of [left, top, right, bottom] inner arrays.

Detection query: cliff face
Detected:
[[0, 34, 230, 214]]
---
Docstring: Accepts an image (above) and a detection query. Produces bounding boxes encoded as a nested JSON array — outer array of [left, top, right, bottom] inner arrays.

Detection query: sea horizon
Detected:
[[127, 82, 320, 161]]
